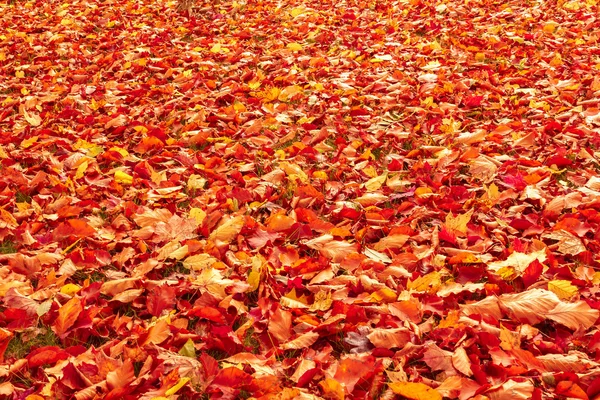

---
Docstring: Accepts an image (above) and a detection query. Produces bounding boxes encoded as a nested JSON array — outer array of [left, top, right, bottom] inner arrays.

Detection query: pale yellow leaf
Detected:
[[23, 110, 42, 127], [189, 207, 206, 226], [364, 173, 387, 192]]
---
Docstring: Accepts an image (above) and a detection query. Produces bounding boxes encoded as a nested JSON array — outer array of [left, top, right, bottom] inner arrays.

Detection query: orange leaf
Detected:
[[333, 356, 374, 394], [266, 214, 296, 232], [141, 319, 171, 346], [52, 297, 83, 338]]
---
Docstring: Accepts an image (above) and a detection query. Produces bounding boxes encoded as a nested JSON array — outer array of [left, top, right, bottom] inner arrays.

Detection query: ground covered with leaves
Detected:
[[1, 0, 600, 398]]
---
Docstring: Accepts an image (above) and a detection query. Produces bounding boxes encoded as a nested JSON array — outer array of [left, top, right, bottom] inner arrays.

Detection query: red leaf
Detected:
[[146, 285, 177, 317]]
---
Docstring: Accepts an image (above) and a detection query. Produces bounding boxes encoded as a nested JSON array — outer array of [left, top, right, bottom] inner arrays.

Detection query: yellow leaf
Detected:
[[475, 52, 486, 62], [445, 209, 474, 235], [248, 80, 262, 90], [60, 283, 81, 296], [189, 207, 206, 226], [408, 271, 441, 293], [179, 338, 196, 358], [290, 7, 306, 17], [164, 377, 190, 396], [74, 160, 88, 180], [389, 382, 442, 400], [364, 173, 387, 192], [187, 174, 207, 190], [21, 135, 39, 149], [248, 269, 261, 291], [548, 279, 578, 300], [114, 170, 133, 185], [210, 43, 222, 53], [287, 42, 303, 51], [15, 70, 24, 78], [310, 290, 332, 311], [496, 266, 517, 281]]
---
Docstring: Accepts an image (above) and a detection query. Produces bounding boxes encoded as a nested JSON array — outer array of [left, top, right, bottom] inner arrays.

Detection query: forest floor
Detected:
[[1, 0, 600, 398]]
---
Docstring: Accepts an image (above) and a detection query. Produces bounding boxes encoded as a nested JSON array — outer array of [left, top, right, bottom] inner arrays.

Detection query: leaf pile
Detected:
[[1, 0, 600, 398]]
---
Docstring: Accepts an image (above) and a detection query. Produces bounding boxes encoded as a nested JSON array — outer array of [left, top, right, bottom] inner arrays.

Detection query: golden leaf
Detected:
[[389, 382, 442, 400], [445, 209, 474, 235], [114, 170, 133, 185], [319, 378, 344, 400], [499, 325, 521, 351], [310, 290, 332, 311], [408, 271, 441, 293], [209, 215, 244, 243], [280, 288, 309, 309], [286, 42, 303, 51]]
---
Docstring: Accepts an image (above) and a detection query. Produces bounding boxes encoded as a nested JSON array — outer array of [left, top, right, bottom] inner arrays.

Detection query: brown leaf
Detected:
[[547, 300, 599, 330]]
